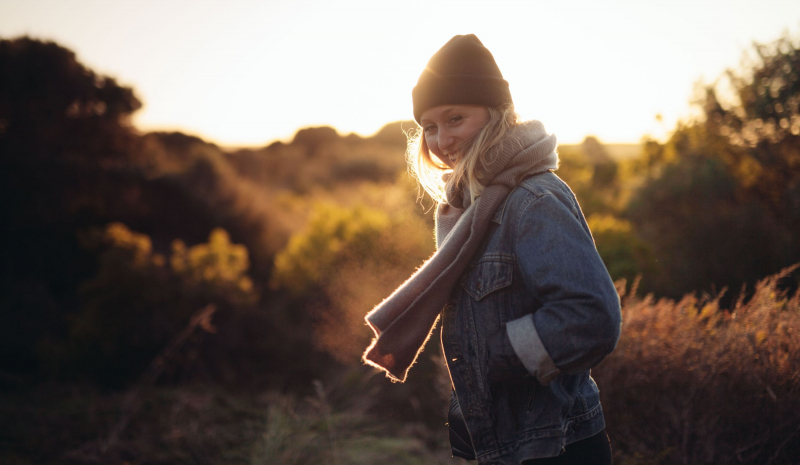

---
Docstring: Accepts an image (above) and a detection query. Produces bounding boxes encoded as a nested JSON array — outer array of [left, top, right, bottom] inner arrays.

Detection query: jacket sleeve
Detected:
[[504, 191, 621, 385]]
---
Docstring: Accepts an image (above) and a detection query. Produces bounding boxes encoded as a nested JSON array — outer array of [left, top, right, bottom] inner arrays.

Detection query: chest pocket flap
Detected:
[[461, 254, 514, 301]]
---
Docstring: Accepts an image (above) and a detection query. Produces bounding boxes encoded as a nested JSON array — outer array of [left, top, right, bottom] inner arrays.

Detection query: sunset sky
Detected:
[[2, 0, 800, 147]]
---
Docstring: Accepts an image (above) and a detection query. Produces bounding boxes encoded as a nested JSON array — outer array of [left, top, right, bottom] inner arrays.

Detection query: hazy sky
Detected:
[[2, 0, 800, 147]]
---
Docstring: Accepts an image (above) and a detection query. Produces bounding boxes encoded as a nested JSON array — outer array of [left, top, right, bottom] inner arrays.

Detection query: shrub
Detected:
[[587, 213, 657, 283], [271, 202, 391, 297], [43, 223, 257, 386], [626, 30, 800, 299], [271, 197, 434, 362], [595, 264, 800, 464]]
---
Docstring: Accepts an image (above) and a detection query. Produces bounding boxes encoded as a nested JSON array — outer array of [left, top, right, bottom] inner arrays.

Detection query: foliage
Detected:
[[703, 32, 800, 221], [170, 228, 254, 301], [272, 202, 390, 296], [44, 223, 257, 386], [0, 381, 460, 465], [4, 265, 800, 464], [269, 187, 451, 431], [595, 264, 800, 464], [272, 188, 434, 358], [626, 30, 800, 298], [557, 142, 621, 217], [226, 131, 407, 192], [0, 37, 144, 374], [627, 141, 793, 298], [586, 213, 656, 283], [0, 34, 413, 378], [0, 36, 140, 164]]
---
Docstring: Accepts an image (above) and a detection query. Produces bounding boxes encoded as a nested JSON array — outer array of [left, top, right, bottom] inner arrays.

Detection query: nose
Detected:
[[438, 128, 457, 154]]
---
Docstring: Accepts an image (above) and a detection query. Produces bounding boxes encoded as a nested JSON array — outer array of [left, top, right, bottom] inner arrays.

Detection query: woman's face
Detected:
[[420, 104, 490, 169]]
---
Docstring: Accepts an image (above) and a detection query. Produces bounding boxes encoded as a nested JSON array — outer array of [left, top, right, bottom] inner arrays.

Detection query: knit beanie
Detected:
[[412, 34, 513, 123]]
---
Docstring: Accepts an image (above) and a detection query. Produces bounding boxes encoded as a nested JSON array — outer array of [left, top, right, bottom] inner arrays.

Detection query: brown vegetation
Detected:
[[596, 265, 800, 464]]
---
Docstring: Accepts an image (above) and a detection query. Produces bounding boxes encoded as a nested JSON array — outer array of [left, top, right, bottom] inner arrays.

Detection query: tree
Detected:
[[626, 31, 800, 299], [0, 37, 143, 374], [44, 223, 256, 386]]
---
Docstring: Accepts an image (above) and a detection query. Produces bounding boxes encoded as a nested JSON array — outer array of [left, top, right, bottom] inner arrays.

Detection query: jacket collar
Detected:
[[490, 172, 547, 224]]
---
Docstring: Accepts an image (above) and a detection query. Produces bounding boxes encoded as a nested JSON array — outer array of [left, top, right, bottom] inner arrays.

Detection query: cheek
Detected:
[[425, 135, 440, 153], [464, 122, 485, 140]]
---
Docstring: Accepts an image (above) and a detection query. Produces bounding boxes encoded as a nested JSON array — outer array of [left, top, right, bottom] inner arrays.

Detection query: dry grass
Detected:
[[4, 264, 799, 464], [0, 380, 460, 465], [595, 264, 800, 464]]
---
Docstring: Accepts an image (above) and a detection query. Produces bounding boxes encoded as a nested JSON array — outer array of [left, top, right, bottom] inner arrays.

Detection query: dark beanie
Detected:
[[412, 34, 513, 123]]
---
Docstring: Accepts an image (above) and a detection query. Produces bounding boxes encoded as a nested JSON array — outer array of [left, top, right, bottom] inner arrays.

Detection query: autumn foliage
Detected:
[[596, 265, 800, 463]]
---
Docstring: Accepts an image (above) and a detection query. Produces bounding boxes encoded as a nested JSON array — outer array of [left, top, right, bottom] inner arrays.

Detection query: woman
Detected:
[[363, 34, 621, 464]]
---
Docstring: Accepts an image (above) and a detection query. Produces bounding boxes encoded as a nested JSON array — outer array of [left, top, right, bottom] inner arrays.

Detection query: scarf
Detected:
[[362, 120, 558, 382]]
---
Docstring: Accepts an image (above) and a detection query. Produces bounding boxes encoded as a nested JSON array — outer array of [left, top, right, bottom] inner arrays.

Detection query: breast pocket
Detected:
[[460, 254, 515, 301], [457, 254, 516, 403]]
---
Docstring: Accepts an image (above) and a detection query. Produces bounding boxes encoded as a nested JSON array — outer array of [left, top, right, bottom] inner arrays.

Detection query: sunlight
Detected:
[[2, 0, 799, 146]]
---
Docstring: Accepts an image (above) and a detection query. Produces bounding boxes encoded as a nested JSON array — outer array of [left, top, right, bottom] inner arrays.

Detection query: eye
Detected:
[[449, 115, 463, 124], [424, 124, 437, 134]]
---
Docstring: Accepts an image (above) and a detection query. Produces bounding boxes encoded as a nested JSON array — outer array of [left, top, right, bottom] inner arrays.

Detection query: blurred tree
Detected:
[[371, 120, 417, 147], [626, 31, 800, 299], [702, 33, 800, 220], [0, 37, 141, 165], [0, 36, 407, 385], [557, 139, 621, 217], [271, 202, 390, 297], [170, 228, 255, 306], [581, 136, 612, 164], [586, 213, 656, 284], [44, 223, 257, 386], [292, 126, 340, 158], [270, 196, 447, 426], [0, 37, 143, 374], [271, 195, 434, 360], [0, 38, 291, 380]]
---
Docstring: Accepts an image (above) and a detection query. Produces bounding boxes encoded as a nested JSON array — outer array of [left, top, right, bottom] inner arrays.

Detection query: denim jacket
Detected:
[[440, 171, 621, 464]]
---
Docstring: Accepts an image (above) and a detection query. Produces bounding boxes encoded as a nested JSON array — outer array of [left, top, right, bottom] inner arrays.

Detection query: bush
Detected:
[[595, 264, 800, 464], [271, 202, 390, 297], [586, 213, 656, 283], [626, 30, 800, 298], [42, 223, 257, 386], [271, 197, 435, 362]]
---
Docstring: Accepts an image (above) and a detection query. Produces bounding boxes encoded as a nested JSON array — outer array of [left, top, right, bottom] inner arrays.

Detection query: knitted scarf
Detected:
[[362, 120, 558, 382]]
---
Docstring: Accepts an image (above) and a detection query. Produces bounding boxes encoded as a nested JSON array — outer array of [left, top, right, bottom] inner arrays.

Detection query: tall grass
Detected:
[[595, 264, 800, 464], [4, 266, 799, 464]]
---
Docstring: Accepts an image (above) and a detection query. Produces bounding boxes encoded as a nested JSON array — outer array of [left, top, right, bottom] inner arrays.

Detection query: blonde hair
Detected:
[[406, 104, 521, 206]]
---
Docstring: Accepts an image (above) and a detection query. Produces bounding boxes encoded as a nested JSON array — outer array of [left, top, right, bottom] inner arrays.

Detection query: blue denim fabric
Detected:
[[440, 171, 622, 464]]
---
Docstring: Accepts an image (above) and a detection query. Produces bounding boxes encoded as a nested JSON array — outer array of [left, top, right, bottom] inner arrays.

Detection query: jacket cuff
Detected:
[[506, 314, 561, 385]]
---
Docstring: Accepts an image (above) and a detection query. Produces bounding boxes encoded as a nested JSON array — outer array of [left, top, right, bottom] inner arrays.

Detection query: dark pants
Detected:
[[520, 429, 612, 465]]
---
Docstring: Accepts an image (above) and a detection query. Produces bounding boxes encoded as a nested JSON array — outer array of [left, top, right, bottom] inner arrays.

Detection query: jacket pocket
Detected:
[[525, 379, 538, 413], [460, 254, 514, 301]]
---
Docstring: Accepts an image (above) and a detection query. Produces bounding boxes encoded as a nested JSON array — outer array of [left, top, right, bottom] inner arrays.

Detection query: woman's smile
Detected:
[[419, 104, 490, 169]]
